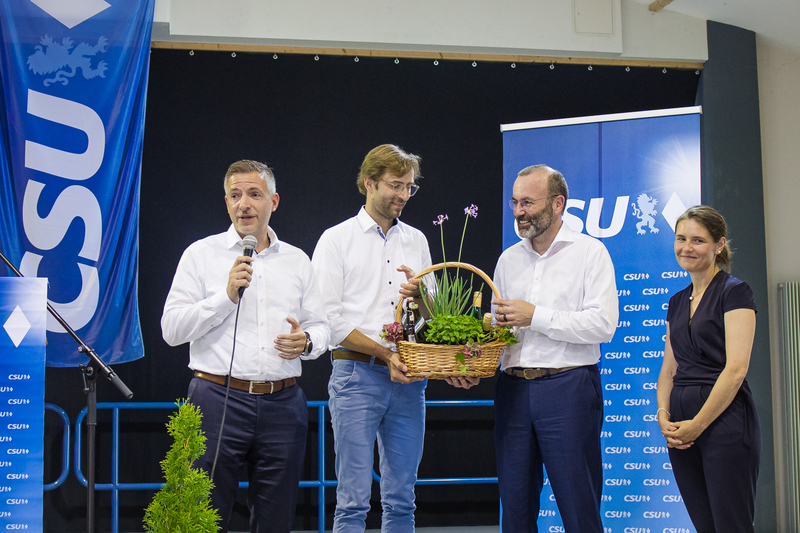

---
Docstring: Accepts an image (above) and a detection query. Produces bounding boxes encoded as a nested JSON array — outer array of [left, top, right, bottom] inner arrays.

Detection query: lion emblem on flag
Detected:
[[631, 193, 660, 234], [27, 35, 108, 87]]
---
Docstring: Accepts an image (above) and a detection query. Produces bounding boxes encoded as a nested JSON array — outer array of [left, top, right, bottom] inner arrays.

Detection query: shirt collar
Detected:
[[520, 220, 574, 256], [356, 206, 399, 235], [225, 224, 281, 254]]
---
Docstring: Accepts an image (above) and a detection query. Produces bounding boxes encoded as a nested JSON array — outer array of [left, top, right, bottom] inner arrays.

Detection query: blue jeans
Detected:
[[328, 358, 427, 533]]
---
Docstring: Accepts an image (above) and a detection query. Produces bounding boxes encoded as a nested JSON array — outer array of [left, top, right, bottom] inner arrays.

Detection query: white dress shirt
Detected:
[[312, 207, 432, 348], [161, 225, 330, 381], [494, 222, 618, 370]]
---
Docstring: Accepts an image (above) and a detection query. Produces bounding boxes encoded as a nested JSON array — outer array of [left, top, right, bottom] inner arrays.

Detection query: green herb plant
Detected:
[[144, 400, 220, 533]]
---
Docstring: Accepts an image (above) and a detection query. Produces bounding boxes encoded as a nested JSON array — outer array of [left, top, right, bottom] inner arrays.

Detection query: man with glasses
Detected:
[[490, 164, 617, 532], [311, 144, 431, 532]]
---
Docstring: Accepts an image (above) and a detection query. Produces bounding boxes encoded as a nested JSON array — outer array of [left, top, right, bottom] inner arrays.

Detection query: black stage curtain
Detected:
[[43, 49, 700, 532]]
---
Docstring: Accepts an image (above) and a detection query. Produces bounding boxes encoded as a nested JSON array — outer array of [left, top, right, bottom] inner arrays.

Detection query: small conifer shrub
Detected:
[[143, 400, 220, 533]]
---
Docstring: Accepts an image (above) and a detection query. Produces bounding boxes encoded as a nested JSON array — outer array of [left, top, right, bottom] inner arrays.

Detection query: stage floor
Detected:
[[290, 529, 499, 533]]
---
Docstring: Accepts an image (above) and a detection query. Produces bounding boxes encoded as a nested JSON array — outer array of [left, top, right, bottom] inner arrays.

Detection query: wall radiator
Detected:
[[778, 282, 800, 532]]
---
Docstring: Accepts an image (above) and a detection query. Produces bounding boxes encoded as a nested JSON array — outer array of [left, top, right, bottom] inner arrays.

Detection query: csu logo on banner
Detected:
[[623, 304, 650, 312], [643, 446, 668, 454], [605, 351, 631, 360], [604, 446, 631, 454], [642, 288, 669, 296], [623, 529, 651, 533], [624, 494, 650, 502], [563, 191, 689, 238], [27, 35, 108, 87], [20, 88, 106, 331], [624, 336, 649, 343], [662, 271, 688, 279], [632, 193, 660, 235]]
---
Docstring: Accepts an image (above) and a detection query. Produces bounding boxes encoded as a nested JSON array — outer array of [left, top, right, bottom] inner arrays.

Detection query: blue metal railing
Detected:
[[43, 403, 70, 491], [55, 399, 496, 533]]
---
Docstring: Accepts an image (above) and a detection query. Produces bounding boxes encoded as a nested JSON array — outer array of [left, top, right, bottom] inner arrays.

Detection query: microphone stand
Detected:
[[0, 250, 133, 533]]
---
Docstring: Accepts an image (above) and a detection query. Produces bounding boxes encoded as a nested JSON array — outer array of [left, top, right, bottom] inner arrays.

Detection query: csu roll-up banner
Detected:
[[0, 0, 154, 366], [502, 107, 701, 532]]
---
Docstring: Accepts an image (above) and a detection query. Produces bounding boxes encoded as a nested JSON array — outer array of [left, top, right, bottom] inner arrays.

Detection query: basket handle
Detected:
[[394, 261, 502, 322]]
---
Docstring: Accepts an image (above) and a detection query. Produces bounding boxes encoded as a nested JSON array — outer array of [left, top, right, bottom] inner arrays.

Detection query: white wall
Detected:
[[153, 0, 707, 62], [757, 37, 800, 532]]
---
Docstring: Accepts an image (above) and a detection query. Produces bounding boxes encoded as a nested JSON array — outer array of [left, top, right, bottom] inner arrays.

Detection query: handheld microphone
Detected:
[[238, 235, 258, 297]]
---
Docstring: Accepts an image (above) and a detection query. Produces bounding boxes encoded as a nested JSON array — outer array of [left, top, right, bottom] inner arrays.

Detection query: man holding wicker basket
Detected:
[[491, 164, 619, 533], [312, 144, 433, 532]]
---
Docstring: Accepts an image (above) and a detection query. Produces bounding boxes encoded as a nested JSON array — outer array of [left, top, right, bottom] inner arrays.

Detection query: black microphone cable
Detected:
[[210, 234, 257, 479]]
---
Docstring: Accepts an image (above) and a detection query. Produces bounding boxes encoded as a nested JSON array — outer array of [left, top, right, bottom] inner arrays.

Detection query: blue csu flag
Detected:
[[0, 0, 154, 366]]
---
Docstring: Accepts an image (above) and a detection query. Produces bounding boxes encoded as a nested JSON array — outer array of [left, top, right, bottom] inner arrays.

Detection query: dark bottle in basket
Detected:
[[408, 301, 428, 343], [403, 298, 417, 343]]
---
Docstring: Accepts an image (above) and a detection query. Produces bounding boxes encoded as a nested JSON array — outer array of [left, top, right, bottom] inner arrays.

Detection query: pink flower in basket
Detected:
[[380, 321, 404, 345], [462, 340, 483, 358]]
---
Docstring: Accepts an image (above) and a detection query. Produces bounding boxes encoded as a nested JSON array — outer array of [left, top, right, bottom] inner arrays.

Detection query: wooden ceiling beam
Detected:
[[649, 0, 674, 13]]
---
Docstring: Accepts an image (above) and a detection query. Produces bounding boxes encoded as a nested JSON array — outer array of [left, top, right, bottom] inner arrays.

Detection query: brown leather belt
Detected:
[[504, 366, 582, 380], [194, 371, 296, 395], [332, 350, 388, 366]]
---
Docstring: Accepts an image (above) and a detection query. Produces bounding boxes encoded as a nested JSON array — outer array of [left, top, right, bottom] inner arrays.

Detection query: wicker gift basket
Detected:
[[393, 261, 508, 379]]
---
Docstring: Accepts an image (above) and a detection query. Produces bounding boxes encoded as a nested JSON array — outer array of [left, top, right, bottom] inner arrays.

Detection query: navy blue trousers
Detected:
[[494, 366, 604, 533], [668, 384, 760, 533], [188, 377, 308, 533]]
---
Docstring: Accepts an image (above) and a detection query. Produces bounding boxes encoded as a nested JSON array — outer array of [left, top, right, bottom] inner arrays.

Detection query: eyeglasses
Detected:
[[508, 195, 555, 212], [382, 180, 420, 197]]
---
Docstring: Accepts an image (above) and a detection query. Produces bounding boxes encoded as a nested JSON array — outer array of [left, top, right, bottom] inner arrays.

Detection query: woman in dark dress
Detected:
[[656, 206, 760, 533]]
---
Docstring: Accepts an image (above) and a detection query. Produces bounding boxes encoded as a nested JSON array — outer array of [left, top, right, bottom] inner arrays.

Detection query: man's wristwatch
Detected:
[[302, 332, 313, 356]]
